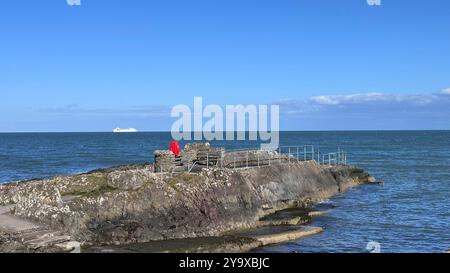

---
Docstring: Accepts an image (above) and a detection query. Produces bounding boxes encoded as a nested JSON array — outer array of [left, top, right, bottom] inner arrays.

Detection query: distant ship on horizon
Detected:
[[113, 127, 138, 133]]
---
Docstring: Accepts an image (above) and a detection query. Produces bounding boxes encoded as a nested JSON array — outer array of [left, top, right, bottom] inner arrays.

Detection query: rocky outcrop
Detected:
[[0, 161, 371, 249]]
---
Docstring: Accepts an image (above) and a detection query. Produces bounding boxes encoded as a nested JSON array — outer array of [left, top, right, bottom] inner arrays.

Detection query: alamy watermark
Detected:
[[170, 97, 279, 150]]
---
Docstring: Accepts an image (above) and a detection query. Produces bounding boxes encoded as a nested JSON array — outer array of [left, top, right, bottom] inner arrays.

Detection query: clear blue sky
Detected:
[[1, 0, 450, 131]]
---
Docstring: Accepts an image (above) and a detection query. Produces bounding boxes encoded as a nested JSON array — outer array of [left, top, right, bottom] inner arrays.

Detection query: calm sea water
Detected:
[[0, 131, 449, 252]]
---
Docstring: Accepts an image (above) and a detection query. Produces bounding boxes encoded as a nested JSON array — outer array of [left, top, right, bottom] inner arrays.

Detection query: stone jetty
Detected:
[[0, 143, 374, 252]]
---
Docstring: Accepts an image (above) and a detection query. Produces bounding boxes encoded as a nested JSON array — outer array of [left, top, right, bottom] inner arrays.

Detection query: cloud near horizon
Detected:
[[28, 89, 450, 131], [276, 89, 450, 130], [440, 88, 450, 95]]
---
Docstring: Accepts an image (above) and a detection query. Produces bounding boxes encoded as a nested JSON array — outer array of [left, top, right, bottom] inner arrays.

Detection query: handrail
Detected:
[[173, 144, 349, 173]]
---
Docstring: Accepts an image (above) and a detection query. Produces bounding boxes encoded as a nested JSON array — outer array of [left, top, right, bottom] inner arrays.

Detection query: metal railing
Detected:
[[181, 145, 348, 173]]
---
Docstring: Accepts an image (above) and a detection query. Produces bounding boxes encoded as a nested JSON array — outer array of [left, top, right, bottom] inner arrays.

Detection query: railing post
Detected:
[[339, 148, 342, 164], [279, 147, 282, 164], [257, 152, 260, 167], [207, 153, 209, 168], [297, 146, 299, 160], [304, 146, 307, 161], [288, 147, 291, 164], [247, 151, 249, 168]]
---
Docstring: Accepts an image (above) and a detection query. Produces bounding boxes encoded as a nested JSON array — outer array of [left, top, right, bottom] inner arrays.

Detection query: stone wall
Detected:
[[154, 150, 176, 172], [154, 143, 226, 172]]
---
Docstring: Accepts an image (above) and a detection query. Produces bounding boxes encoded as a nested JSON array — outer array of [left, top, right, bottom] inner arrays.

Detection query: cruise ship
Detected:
[[113, 127, 138, 133]]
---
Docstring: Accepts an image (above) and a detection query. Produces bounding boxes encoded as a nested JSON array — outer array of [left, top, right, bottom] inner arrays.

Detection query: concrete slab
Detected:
[[250, 226, 323, 246]]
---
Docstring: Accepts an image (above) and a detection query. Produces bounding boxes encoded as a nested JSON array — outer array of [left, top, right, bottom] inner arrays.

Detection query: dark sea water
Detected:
[[0, 131, 449, 253]]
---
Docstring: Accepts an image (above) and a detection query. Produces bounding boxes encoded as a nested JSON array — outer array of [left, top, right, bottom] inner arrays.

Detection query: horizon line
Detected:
[[1, 129, 450, 134]]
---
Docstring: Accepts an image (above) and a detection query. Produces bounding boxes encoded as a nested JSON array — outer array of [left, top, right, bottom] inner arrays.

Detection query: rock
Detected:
[[107, 169, 155, 190], [257, 216, 306, 227], [154, 150, 176, 172], [367, 176, 377, 183], [368, 181, 384, 186], [85, 236, 263, 253], [0, 158, 371, 250], [55, 241, 81, 253], [308, 211, 327, 217]]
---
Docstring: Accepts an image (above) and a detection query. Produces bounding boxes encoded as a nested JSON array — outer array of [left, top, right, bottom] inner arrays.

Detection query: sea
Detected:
[[0, 131, 448, 253]]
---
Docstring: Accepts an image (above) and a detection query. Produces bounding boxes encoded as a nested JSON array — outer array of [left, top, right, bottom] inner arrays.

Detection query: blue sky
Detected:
[[1, 0, 450, 131]]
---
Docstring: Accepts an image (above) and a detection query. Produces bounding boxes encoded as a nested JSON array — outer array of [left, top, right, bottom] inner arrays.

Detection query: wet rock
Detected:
[[84, 236, 262, 253], [367, 181, 384, 186], [308, 211, 327, 217]]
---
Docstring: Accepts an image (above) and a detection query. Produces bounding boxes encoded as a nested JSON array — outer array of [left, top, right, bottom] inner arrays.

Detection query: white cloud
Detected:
[[276, 90, 450, 129], [310, 92, 387, 105], [276, 90, 450, 118], [307, 92, 442, 106], [440, 88, 450, 95]]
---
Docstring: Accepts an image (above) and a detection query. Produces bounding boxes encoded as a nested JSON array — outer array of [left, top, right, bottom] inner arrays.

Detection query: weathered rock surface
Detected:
[[0, 161, 371, 251], [154, 150, 176, 172]]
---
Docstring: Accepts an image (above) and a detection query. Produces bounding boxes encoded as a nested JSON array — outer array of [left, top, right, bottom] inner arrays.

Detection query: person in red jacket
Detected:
[[169, 141, 180, 157]]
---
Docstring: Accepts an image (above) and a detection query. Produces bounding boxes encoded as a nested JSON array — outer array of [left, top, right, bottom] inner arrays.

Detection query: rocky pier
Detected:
[[0, 143, 374, 252]]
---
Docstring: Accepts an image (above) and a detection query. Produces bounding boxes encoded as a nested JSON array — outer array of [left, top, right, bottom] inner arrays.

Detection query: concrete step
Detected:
[[25, 235, 72, 250], [250, 226, 323, 246], [231, 225, 323, 246], [20, 230, 66, 241], [0, 205, 79, 252]]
